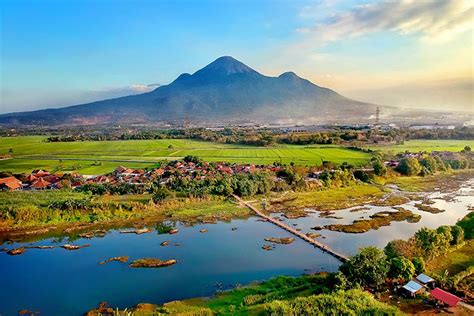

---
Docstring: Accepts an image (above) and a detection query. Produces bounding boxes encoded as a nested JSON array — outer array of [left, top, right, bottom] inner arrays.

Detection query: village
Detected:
[[397, 273, 472, 312], [0, 159, 283, 191], [0, 148, 471, 193]]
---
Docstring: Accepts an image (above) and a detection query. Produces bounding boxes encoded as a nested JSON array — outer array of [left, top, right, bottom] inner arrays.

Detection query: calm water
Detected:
[[1, 179, 472, 315]]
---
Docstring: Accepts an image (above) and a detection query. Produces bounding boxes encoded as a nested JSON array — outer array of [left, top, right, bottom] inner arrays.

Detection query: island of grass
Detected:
[[324, 207, 421, 233]]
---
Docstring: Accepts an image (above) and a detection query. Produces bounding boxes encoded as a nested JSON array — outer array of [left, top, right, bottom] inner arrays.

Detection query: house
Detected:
[[0, 176, 22, 191], [401, 280, 424, 298], [430, 288, 461, 307], [26, 174, 37, 182], [115, 166, 127, 174], [416, 273, 436, 289], [31, 177, 51, 190], [34, 170, 50, 177]]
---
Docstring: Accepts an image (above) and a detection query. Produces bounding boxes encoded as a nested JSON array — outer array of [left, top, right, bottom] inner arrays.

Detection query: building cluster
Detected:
[[0, 170, 84, 191], [400, 273, 462, 308], [0, 161, 282, 191]]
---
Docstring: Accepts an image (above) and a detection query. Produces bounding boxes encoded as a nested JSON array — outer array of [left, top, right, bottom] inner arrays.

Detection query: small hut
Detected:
[[401, 280, 423, 298], [430, 288, 461, 307], [416, 273, 436, 289]]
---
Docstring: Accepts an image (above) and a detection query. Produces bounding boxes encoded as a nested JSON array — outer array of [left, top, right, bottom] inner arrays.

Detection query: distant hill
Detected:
[[0, 56, 379, 126]]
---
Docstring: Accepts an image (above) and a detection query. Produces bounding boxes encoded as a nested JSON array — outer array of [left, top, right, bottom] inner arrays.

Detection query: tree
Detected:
[[340, 247, 389, 289], [396, 157, 422, 176], [412, 257, 425, 274], [183, 155, 202, 164], [384, 239, 417, 259], [464, 145, 471, 152], [436, 225, 453, 253], [450, 225, 464, 245], [372, 160, 387, 176], [456, 212, 473, 239], [415, 227, 449, 258], [388, 257, 415, 281], [420, 156, 437, 174], [353, 170, 370, 183], [152, 185, 172, 203], [333, 271, 350, 291]]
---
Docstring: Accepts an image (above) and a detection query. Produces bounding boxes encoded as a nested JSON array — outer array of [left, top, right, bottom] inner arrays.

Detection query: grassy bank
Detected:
[[426, 240, 474, 276], [270, 184, 386, 211], [388, 169, 474, 192], [0, 190, 246, 241], [86, 274, 401, 315]]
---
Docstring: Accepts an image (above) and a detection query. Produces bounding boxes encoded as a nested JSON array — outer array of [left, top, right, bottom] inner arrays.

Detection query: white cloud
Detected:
[[302, 0, 473, 43]]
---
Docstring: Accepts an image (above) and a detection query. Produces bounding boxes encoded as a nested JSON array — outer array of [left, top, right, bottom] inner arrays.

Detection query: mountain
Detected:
[[0, 56, 379, 126]]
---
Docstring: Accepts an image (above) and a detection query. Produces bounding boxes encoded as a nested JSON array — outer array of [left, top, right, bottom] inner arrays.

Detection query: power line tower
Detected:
[[375, 106, 380, 125]]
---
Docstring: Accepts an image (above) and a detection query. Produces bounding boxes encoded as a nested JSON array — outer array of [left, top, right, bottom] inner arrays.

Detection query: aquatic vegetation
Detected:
[[99, 256, 129, 265], [414, 203, 444, 214], [61, 244, 90, 250], [264, 237, 295, 244], [325, 208, 421, 234], [129, 258, 177, 268]]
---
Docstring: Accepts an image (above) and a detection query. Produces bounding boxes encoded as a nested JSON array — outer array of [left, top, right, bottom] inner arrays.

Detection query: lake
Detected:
[[1, 179, 472, 315]]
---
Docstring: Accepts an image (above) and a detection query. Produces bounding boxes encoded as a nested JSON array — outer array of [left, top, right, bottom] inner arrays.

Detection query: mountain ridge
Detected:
[[0, 56, 378, 125]]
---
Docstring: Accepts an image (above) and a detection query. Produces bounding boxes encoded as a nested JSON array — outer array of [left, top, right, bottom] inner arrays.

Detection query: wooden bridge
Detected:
[[233, 194, 349, 263]]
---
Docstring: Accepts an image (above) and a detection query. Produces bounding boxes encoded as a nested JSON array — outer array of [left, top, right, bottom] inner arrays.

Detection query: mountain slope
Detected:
[[0, 56, 377, 125]]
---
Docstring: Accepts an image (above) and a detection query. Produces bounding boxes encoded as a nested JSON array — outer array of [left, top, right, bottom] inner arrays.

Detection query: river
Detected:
[[0, 179, 472, 315]]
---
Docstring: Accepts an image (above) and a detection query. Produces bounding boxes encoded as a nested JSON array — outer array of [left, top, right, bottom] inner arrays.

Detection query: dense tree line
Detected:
[[336, 214, 471, 292], [396, 150, 472, 176]]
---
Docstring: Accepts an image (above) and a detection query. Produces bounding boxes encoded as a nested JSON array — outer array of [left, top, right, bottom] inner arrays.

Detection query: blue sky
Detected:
[[1, 0, 472, 113]]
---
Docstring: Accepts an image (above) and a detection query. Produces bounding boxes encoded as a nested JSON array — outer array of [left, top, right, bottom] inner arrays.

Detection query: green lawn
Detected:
[[368, 139, 474, 153], [0, 136, 370, 174]]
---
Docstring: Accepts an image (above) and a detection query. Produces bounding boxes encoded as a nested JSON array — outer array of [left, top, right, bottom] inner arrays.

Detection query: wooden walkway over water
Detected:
[[232, 195, 349, 262]]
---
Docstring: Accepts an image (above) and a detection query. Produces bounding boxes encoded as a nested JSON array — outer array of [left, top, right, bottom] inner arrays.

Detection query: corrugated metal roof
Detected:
[[403, 280, 423, 293], [416, 273, 434, 284]]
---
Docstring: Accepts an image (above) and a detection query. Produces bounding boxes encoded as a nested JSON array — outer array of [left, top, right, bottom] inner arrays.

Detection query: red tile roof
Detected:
[[0, 176, 22, 190], [32, 177, 51, 189], [430, 288, 461, 307]]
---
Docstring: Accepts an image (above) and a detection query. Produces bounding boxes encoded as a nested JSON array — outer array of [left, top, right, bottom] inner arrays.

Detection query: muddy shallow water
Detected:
[[1, 179, 472, 315]]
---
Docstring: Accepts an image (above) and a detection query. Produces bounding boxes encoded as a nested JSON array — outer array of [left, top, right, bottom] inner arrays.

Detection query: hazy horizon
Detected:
[[1, 0, 473, 114]]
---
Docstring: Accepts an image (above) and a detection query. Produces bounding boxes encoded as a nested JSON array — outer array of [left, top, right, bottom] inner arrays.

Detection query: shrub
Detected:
[[396, 158, 422, 176], [340, 247, 389, 289], [388, 257, 415, 280]]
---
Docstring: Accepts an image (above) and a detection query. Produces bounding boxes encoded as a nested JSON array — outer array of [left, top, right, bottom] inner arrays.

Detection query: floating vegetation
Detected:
[[78, 230, 107, 239], [119, 228, 151, 235], [264, 237, 295, 244], [349, 207, 370, 213], [282, 210, 308, 219], [155, 223, 175, 234], [99, 256, 129, 265], [262, 245, 274, 251], [414, 203, 445, 214], [7, 248, 25, 255], [61, 244, 91, 251], [199, 229, 208, 233], [325, 208, 421, 234], [129, 258, 177, 268], [305, 232, 321, 239]]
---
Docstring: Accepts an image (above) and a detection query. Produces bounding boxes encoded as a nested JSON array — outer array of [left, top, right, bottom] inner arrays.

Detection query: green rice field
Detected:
[[0, 136, 370, 174], [367, 139, 474, 153], [0, 136, 471, 174]]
